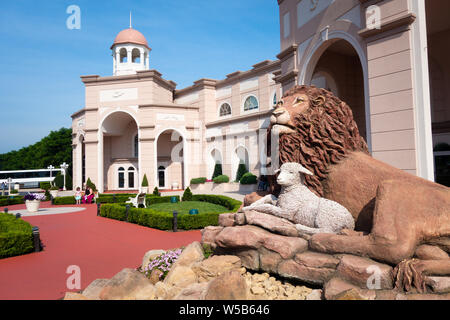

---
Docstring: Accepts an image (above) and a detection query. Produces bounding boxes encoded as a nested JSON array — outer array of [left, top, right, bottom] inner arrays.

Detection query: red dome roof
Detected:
[[111, 28, 150, 49]]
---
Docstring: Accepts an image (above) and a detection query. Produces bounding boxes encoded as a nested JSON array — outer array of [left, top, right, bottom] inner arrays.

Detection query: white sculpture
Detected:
[[242, 162, 355, 237], [126, 193, 147, 208]]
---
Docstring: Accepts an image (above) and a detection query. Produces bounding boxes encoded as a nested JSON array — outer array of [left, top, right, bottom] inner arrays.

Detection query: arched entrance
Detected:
[[307, 39, 367, 141], [232, 145, 249, 181], [155, 129, 185, 190], [99, 111, 139, 191], [209, 148, 223, 179]]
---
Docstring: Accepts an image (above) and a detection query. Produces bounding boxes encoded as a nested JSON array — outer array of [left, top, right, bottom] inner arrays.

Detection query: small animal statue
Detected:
[[243, 162, 355, 237]]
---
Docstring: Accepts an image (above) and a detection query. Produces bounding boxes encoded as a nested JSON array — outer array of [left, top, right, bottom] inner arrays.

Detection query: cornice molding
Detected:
[[205, 109, 272, 128], [358, 12, 416, 38]]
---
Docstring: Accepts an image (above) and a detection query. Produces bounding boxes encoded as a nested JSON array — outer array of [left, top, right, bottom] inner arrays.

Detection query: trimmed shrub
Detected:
[[142, 174, 149, 187], [40, 182, 51, 191], [240, 172, 257, 185], [152, 187, 160, 196], [235, 163, 248, 182], [191, 194, 242, 212], [190, 177, 207, 185], [54, 172, 73, 190], [182, 187, 193, 201], [178, 212, 220, 230], [86, 178, 97, 192], [146, 195, 180, 206], [53, 196, 76, 205], [0, 213, 34, 259], [212, 163, 223, 179], [10, 189, 19, 194], [213, 175, 229, 184], [0, 196, 25, 206], [44, 190, 51, 201]]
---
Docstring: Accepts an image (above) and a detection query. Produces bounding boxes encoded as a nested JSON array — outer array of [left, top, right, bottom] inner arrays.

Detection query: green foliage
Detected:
[[50, 185, 59, 190], [212, 163, 223, 179], [10, 189, 19, 194], [53, 196, 76, 205], [40, 182, 51, 191], [191, 194, 242, 212], [54, 172, 72, 191], [182, 187, 193, 201], [235, 163, 248, 182], [44, 190, 51, 201], [152, 187, 160, 196], [86, 178, 97, 192], [213, 175, 229, 184], [202, 243, 213, 259], [149, 201, 229, 215], [0, 128, 72, 172], [0, 213, 34, 259], [0, 196, 25, 206], [240, 172, 257, 185], [141, 174, 149, 187], [190, 177, 207, 185], [146, 195, 180, 206]]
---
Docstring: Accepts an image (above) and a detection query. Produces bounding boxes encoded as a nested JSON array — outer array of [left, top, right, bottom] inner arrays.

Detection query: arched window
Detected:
[[128, 167, 135, 189], [119, 48, 128, 63], [158, 166, 166, 188], [243, 96, 259, 112], [132, 48, 140, 63], [118, 167, 125, 188], [219, 103, 231, 117], [273, 92, 277, 107], [134, 134, 139, 158]]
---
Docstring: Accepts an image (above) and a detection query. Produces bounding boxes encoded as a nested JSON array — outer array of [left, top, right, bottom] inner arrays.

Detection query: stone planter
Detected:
[[26, 200, 41, 213], [50, 190, 59, 198]]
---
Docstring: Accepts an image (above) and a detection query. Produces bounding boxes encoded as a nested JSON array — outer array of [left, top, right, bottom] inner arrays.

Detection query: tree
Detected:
[[142, 174, 149, 187], [86, 178, 97, 192], [235, 163, 248, 182], [212, 163, 223, 180], [182, 187, 193, 201]]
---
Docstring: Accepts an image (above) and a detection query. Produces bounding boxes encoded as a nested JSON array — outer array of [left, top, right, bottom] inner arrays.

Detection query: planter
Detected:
[[50, 190, 59, 198], [26, 200, 41, 213]]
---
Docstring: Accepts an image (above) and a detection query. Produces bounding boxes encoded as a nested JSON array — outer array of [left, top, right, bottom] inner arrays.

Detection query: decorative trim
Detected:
[[274, 69, 298, 84], [276, 44, 298, 61], [83, 140, 98, 145], [139, 125, 156, 130], [139, 138, 155, 142], [139, 103, 199, 110], [358, 12, 416, 38], [206, 109, 272, 128]]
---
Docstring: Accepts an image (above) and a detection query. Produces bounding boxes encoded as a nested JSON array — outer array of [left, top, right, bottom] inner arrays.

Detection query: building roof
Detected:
[[111, 28, 150, 50]]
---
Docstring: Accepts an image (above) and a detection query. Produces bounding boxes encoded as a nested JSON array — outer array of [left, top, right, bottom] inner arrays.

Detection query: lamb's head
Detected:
[[275, 162, 313, 187]]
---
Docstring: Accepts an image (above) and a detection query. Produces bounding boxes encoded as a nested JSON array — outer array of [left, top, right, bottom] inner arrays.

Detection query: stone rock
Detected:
[[306, 289, 322, 300], [154, 282, 168, 300], [259, 247, 282, 274], [235, 249, 260, 270], [244, 210, 299, 237], [64, 292, 89, 300], [425, 276, 450, 293], [234, 212, 246, 225], [395, 292, 450, 300], [82, 279, 109, 300], [173, 282, 209, 300], [215, 225, 266, 249], [218, 213, 236, 227], [278, 259, 336, 285], [133, 284, 156, 300], [141, 249, 165, 269], [336, 255, 393, 290], [323, 277, 376, 300], [174, 241, 204, 267], [415, 245, 449, 260], [201, 226, 224, 248], [164, 265, 197, 288], [375, 290, 400, 300], [192, 255, 241, 282], [263, 233, 308, 259], [99, 268, 153, 300], [335, 288, 372, 300], [204, 270, 248, 300], [251, 285, 266, 296], [295, 251, 340, 269], [149, 269, 164, 285]]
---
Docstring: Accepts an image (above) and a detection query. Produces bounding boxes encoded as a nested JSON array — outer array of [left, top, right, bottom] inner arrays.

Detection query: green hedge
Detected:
[[146, 195, 180, 206], [53, 196, 76, 205], [190, 177, 207, 185], [99, 194, 241, 230], [240, 172, 257, 185], [213, 175, 229, 184], [0, 213, 34, 259], [0, 196, 25, 207]]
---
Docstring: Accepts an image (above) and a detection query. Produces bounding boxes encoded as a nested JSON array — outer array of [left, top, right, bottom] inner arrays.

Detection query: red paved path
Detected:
[[0, 202, 201, 300]]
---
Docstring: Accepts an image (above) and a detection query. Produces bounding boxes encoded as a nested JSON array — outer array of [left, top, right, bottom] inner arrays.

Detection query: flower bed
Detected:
[[0, 213, 34, 259]]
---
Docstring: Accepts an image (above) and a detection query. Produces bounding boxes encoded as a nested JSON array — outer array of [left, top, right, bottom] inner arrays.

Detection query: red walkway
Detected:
[[0, 202, 201, 300]]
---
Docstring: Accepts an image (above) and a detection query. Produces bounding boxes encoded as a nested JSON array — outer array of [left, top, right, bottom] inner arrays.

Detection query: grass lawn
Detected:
[[148, 201, 230, 215]]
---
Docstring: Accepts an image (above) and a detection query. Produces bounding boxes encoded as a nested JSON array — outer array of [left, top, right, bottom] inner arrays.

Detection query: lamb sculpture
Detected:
[[242, 162, 355, 237]]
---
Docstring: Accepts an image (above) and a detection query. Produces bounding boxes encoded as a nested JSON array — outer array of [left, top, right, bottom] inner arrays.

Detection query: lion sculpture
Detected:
[[247, 85, 450, 292]]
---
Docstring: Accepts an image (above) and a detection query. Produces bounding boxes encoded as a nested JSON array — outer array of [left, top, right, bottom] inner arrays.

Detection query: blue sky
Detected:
[[0, 0, 280, 154]]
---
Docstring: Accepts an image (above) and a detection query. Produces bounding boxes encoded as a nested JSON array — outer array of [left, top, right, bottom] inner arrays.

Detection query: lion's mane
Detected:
[[269, 85, 369, 197]]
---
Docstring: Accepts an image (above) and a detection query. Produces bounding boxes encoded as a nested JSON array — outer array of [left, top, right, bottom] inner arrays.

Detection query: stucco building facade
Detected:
[[72, 0, 450, 192]]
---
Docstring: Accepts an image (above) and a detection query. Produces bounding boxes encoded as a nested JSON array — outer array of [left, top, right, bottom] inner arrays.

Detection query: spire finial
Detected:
[[129, 11, 132, 28]]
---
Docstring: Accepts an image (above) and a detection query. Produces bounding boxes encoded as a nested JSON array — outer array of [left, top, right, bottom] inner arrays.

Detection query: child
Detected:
[[75, 187, 82, 205]]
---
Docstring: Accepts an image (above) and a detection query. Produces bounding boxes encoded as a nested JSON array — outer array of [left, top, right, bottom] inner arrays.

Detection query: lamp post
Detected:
[[60, 162, 69, 191], [47, 165, 55, 187], [7, 177, 12, 195]]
